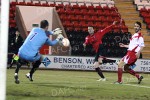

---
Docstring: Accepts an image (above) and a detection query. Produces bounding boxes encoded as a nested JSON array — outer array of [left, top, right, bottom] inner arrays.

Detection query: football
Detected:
[[61, 38, 70, 47]]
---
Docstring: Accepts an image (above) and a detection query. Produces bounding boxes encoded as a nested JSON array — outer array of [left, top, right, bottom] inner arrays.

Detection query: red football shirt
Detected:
[[84, 24, 114, 53]]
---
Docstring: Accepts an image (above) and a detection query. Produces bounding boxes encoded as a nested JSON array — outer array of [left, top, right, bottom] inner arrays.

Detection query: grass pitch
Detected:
[[6, 69, 150, 100]]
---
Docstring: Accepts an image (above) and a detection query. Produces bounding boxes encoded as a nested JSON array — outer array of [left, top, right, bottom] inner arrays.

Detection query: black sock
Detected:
[[95, 67, 105, 78], [15, 61, 21, 74], [29, 60, 41, 76], [102, 58, 116, 64], [9, 60, 14, 68], [29, 67, 37, 76]]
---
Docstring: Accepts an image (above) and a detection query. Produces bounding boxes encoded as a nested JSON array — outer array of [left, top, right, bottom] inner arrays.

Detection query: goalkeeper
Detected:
[[14, 20, 64, 84]]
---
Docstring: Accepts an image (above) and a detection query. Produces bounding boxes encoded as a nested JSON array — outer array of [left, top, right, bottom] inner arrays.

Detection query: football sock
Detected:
[[118, 68, 123, 82], [29, 67, 37, 76], [29, 60, 41, 76], [95, 67, 105, 78], [128, 69, 140, 79], [15, 61, 21, 74], [102, 58, 116, 64]]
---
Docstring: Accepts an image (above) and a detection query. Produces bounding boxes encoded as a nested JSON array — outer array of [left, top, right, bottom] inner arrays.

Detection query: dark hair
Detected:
[[135, 21, 142, 28], [40, 20, 49, 28]]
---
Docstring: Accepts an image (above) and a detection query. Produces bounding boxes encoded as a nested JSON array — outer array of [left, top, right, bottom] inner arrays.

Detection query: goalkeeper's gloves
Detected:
[[56, 34, 64, 41], [52, 28, 62, 35]]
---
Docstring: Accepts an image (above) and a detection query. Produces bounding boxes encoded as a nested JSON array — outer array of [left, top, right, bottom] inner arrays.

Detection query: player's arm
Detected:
[[83, 36, 89, 50], [99, 21, 117, 36], [45, 39, 58, 46], [119, 43, 129, 48], [136, 46, 144, 58], [136, 37, 145, 58], [46, 28, 62, 36], [45, 34, 64, 46]]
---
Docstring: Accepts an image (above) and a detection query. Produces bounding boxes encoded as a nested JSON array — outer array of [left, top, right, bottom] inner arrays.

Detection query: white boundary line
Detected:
[[38, 74, 150, 89], [121, 83, 150, 89]]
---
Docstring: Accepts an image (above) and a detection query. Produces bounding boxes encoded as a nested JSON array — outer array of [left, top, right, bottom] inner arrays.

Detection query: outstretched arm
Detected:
[[46, 28, 62, 36], [45, 34, 64, 46], [99, 21, 117, 36], [45, 39, 58, 46], [119, 43, 129, 48]]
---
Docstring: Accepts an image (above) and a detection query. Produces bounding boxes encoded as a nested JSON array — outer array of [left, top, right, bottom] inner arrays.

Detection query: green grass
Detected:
[[6, 69, 150, 100]]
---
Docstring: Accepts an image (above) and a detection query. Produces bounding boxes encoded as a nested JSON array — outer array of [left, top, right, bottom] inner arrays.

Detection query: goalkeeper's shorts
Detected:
[[19, 52, 41, 62]]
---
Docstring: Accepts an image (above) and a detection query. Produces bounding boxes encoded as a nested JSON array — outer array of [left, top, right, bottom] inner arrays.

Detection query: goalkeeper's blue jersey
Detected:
[[19, 28, 58, 59]]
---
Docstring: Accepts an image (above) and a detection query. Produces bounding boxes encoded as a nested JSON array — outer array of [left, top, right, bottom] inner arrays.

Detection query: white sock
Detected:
[[26, 73, 30, 76], [15, 73, 18, 76]]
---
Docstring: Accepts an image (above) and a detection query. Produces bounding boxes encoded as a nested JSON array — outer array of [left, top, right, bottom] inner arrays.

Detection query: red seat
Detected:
[[49, 4, 56, 7], [65, 9, 74, 15], [56, 4, 64, 10], [10, 23, 16, 27], [68, 15, 78, 21], [91, 16, 99, 22], [10, 2, 18, 7], [9, 20, 16, 24], [87, 6, 94, 10], [26, 2, 34, 6], [72, 5, 80, 9], [78, 15, 84, 21], [59, 14, 67, 21], [41, 3, 49, 7], [87, 21, 94, 27], [57, 9, 65, 15], [103, 10, 110, 16], [64, 5, 72, 10], [79, 21, 88, 28], [80, 5, 87, 9], [95, 22, 102, 29], [95, 6, 103, 10], [64, 21, 73, 27], [80, 9, 88, 15], [73, 21, 80, 28], [9, 13, 14, 18], [96, 10, 104, 16], [74, 9, 81, 15], [87, 9, 97, 16], [34, 3, 41, 6], [18, 2, 26, 5], [83, 15, 90, 21]]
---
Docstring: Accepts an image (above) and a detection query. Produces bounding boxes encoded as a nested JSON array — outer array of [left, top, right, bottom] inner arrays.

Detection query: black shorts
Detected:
[[94, 44, 105, 62]]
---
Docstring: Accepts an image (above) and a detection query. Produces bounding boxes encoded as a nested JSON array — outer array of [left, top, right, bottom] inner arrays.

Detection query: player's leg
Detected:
[[14, 58, 22, 84], [94, 45, 106, 81], [102, 57, 116, 64], [96, 57, 106, 81], [26, 53, 42, 81], [8, 59, 14, 69], [26, 59, 41, 81], [115, 60, 125, 84], [124, 64, 143, 84], [8, 54, 15, 69]]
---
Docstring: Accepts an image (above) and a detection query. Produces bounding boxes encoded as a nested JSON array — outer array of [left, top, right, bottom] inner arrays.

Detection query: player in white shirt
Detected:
[[115, 21, 145, 84]]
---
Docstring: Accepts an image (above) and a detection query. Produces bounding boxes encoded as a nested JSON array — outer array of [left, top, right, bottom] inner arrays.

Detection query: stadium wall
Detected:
[[40, 55, 150, 73]]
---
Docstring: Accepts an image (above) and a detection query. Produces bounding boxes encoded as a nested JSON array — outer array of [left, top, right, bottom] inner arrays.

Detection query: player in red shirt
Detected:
[[83, 21, 117, 81], [115, 21, 144, 84]]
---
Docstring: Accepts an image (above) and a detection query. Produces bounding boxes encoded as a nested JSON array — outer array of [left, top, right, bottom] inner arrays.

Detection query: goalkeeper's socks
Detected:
[[95, 67, 105, 78], [118, 68, 123, 82], [15, 61, 22, 73]]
